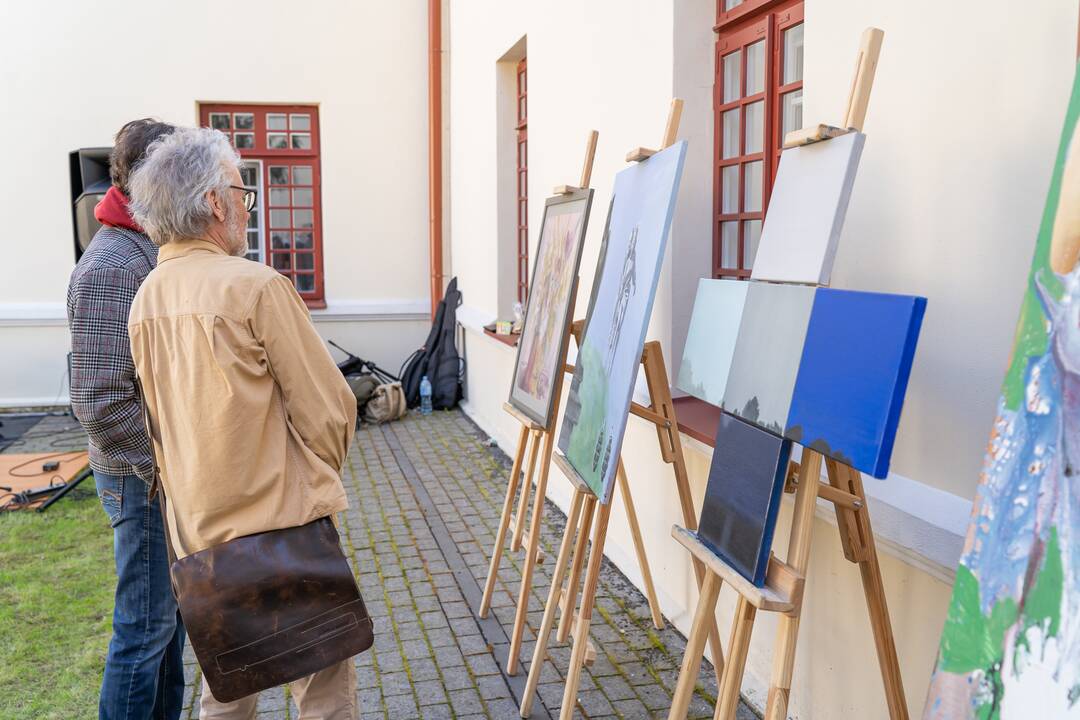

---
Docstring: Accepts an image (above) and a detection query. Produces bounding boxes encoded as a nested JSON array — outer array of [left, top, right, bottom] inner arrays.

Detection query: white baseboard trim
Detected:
[[0, 303, 68, 327], [0, 299, 431, 328]]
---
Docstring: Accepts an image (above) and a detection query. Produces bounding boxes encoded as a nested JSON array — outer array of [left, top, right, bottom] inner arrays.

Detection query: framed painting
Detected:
[[509, 189, 594, 428], [558, 141, 688, 503]]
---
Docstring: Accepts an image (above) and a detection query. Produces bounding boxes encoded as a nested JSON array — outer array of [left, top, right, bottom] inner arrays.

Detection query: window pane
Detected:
[[269, 166, 290, 185], [272, 253, 291, 271], [783, 24, 805, 85], [744, 101, 764, 155], [246, 231, 259, 252], [294, 232, 313, 249], [267, 133, 288, 149], [724, 0, 743, 10], [295, 275, 315, 293], [295, 253, 315, 270], [722, 50, 741, 103], [289, 113, 311, 131], [233, 113, 254, 130], [233, 132, 255, 149], [291, 133, 312, 150], [722, 109, 740, 159], [210, 113, 230, 130], [292, 188, 313, 207], [267, 113, 287, 131], [271, 231, 291, 249], [745, 41, 765, 96], [721, 222, 739, 268], [744, 220, 762, 268], [245, 250, 259, 262], [293, 166, 313, 185], [239, 166, 258, 187], [744, 160, 763, 212], [782, 90, 804, 137], [293, 209, 314, 229], [270, 209, 291, 228], [721, 165, 739, 214], [247, 212, 258, 230], [269, 188, 290, 206]]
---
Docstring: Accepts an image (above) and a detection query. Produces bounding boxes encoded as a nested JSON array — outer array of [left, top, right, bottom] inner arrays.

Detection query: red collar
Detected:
[[94, 186, 143, 232]]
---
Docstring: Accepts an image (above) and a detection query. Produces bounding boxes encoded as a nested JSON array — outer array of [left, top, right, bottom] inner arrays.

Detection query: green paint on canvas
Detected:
[[566, 342, 607, 497], [1019, 526, 1063, 645], [938, 564, 1017, 675], [1000, 65, 1080, 409]]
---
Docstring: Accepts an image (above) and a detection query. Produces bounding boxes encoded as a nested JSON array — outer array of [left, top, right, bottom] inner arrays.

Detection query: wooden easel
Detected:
[[479, 130, 665, 676], [666, 27, 907, 720], [518, 100, 725, 719]]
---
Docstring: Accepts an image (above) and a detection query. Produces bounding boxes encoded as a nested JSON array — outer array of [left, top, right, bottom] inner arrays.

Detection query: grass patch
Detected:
[[0, 489, 115, 719]]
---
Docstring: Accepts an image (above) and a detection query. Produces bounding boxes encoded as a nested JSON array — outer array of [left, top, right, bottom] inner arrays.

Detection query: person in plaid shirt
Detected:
[[67, 118, 185, 720]]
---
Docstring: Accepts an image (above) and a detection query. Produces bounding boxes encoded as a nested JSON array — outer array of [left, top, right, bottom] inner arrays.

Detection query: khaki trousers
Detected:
[[200, 659, 358, 720]]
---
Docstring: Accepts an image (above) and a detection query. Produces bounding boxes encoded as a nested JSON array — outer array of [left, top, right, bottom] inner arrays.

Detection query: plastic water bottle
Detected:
[[420, 375, 433, 415]]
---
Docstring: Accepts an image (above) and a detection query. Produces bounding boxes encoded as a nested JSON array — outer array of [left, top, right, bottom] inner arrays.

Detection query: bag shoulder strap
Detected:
[[135, 377, 178, 567]]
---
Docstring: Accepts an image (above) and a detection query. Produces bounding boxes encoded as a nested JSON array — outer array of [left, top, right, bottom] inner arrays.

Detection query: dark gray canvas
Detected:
[[698, 412, 792, 586]]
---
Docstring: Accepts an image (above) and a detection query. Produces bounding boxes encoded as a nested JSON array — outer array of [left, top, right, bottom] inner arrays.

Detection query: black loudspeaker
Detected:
[[69, 148, 112, 262]]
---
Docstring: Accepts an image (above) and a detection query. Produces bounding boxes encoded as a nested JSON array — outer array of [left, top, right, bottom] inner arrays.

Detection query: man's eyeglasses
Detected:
[[228, 186, 258, 212]]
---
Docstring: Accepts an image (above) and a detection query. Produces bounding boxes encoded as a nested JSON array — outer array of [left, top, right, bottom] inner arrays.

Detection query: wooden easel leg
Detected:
[[846, 466, 909, 720], [764, 450, 822, 720], [520, 489, 587, 718], [641, 342, 724, 683], [667, 571, 721, 720], [616, 458, 663, 629], [558, 494, 597, 643], [507, 429, 555, 675], [480, 424, 531, 618], [559, 500, 614, 720], [715, 597, 757, 720], [512, 429, 543, 553]]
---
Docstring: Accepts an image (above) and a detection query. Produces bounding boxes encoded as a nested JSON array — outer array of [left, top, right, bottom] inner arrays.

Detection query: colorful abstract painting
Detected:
[[509, 189, 594, 427], [698, 412, 792, 586], [924, 64, 1080, 719], [677, 278, 925, 479], [558, 141, 687, 503]]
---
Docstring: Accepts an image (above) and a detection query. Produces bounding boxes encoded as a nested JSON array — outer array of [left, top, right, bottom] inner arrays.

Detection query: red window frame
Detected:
[[198, 102, 326, 308], [516, 58, 529, 305], [713, 0, 804, 279]]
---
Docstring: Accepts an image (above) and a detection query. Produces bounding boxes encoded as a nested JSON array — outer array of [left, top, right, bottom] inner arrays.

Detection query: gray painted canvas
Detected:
[[750, 132, 866, 285], [722, 282, 815, 434], [676, 279, 748, 405]]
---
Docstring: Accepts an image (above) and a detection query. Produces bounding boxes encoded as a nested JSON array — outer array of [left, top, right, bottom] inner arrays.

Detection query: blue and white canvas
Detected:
[[559, 141, 688, 503], [676, 279, 748, 405], [677, 279, 926, 479], [786, 288, 926, 478]]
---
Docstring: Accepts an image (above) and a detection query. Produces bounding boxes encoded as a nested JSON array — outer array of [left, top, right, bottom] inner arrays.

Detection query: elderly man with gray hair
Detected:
[[126, 127, 359, 719]]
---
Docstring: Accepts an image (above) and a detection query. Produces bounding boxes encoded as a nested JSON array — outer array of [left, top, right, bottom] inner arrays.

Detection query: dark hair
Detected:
[[109, 118, 177, 195]]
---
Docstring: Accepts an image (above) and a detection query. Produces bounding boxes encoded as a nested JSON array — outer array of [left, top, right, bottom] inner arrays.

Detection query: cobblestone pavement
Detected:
[[5, 410, 756, 719]]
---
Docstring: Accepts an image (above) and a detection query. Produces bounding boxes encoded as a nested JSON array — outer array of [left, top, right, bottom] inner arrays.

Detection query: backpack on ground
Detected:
[[399, 277, 464, 410]]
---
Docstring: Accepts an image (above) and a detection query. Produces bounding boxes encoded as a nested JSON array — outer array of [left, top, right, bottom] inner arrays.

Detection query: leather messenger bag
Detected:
[[137, 382, 374, 703]]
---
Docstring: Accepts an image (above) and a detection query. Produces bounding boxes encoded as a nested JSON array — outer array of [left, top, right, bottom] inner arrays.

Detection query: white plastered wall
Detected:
[[0, 0, 432, 405], [449, 1, 1080, 718]]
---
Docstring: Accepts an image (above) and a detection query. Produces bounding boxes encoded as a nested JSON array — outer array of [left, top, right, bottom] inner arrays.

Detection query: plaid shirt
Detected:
[[67, 226, 158, 482]]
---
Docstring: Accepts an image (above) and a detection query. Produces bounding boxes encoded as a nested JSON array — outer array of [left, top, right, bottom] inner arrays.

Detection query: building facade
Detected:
[[2, 0, 1077, 717]]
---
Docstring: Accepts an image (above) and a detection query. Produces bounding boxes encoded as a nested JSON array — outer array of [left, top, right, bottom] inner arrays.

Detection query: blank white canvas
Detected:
[[750, 132, 865, 285]]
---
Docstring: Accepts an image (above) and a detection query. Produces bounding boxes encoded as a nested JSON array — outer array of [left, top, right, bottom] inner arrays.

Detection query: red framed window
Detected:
[[198, 103, 326, 307], [713, 0, 804, 278], [516, 58, 528, 305]]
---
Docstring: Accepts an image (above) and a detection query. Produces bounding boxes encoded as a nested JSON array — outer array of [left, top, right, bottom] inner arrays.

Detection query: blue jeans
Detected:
[[94, 472, 186, 720]]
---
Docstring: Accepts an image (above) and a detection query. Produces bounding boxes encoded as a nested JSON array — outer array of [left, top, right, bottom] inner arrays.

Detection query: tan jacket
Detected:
[[129, 239, 356, 558]]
